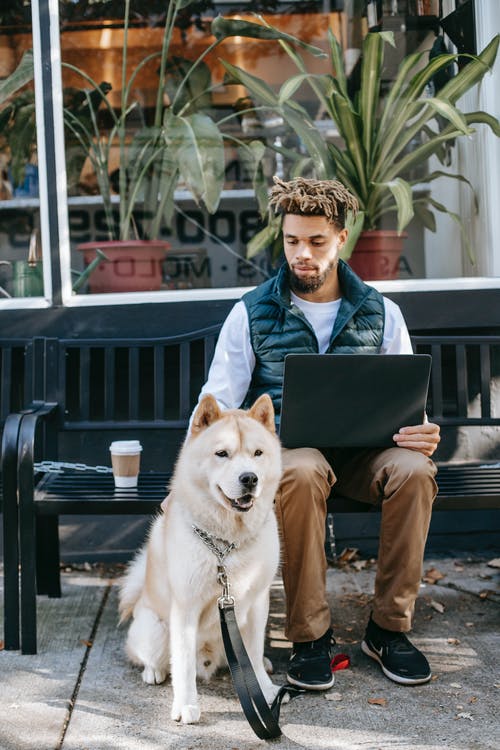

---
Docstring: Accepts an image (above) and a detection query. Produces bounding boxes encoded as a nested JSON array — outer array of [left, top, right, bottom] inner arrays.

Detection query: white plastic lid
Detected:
[[109, 440, 143, 454]]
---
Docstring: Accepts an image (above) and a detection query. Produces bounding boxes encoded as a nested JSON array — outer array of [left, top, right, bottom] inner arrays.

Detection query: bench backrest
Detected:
[[42, 326, 221, 430], [36, 328, 222, 469], [4, 331, 499, 469], [411, 335, 500, 426], [0, 338, 38, 426]]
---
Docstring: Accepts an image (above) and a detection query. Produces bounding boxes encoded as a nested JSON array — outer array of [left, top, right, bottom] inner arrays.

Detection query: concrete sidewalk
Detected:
[[1, 554, 499, 750]]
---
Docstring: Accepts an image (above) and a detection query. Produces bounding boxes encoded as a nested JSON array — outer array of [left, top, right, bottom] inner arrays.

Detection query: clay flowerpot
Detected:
[[77, 241, 169, 293], [348, 230, 406, 281]]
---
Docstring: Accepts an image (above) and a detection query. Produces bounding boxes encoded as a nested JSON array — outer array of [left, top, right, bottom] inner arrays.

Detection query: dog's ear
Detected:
[[248, 393, 276, 433], [191, 394, 222, 435]]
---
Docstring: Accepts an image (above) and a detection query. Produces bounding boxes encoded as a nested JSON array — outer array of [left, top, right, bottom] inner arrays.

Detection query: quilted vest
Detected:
[[242, 259, 385, 415]]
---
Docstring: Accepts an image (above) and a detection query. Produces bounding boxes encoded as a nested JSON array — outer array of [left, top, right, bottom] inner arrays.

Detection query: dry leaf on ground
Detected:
[[456, 712, 473, 721], [352, 560, 368, 571], [423, 567, 445, 584], [368, 697, 388, 707], [447, 637, 460, 645], [487, 558, 500, 568], [337, 547, 359, 564], [479, 590, 495, 599], [430, 599, 445, 613], [325, 692, 343, 702]]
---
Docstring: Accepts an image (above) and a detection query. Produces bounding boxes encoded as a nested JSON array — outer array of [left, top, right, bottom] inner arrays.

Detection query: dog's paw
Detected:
[[141, 665, 167, 685], [263, 656, 274, 674], [171, 703, 201, 724]]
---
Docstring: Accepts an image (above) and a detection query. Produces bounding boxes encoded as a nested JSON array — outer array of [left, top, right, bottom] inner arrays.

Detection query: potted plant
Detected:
[[58, 3, 325, 292], [221, 27, 500, 279]]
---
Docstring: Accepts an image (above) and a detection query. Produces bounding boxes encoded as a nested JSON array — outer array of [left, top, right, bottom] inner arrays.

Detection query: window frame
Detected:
[[1, 0, 497, 310]]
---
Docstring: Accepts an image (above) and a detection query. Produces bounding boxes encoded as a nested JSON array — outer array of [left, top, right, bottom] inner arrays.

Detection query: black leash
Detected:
[[219, 597, 303, 740], [192, 524, 303, 739]]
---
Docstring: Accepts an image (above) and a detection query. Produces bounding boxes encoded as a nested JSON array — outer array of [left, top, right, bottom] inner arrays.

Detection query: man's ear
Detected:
[[248, 393, 276, 433], [191, 394, 222, 436]]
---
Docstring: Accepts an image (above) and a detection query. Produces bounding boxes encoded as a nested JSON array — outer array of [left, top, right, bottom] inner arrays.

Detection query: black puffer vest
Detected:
[[242, 260, 385, 415]]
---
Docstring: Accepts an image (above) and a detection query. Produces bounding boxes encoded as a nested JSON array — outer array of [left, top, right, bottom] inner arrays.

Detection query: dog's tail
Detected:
[[118, 547, 147, 624]]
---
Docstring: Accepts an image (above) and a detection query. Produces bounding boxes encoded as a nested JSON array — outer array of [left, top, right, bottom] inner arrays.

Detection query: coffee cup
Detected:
[[109, 440, 142, 488]]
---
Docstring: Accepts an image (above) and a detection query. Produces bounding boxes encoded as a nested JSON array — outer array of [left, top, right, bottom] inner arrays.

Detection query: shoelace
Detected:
[[374, 630, 414, 654], [293, 630, 336, 657]]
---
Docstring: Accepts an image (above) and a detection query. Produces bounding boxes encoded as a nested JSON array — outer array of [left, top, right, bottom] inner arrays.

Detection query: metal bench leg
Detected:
[[18, 414, 39, 655], [1, 413, 23, 650], [36, 516, 61, 597]]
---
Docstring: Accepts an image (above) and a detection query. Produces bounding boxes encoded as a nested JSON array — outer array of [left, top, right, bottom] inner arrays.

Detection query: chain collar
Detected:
[[191, 524, 239, 565], [192, 524, 239, 608]]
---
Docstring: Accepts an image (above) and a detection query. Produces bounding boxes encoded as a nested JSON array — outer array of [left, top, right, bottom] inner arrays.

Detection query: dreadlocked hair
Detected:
[[269, 176, 358, 229]]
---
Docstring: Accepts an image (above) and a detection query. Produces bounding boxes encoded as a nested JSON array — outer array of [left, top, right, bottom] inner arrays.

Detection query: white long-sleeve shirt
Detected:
[[198, 293, 413, 412]]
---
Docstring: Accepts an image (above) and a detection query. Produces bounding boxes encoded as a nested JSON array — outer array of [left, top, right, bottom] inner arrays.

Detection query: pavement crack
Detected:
[[436, 580, 500, 604], [56, 582, 112, 750]]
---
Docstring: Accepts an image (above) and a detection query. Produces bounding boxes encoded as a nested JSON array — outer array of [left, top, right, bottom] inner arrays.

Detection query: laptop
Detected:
[[279, 353, 432, 449]]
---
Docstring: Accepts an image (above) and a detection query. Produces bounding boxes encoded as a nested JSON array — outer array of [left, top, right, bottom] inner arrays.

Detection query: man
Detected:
[[194, 176, 440, 690]]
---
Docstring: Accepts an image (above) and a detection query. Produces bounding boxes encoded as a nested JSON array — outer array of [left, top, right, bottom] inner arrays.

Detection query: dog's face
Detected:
[[187, 394, 281, 514]]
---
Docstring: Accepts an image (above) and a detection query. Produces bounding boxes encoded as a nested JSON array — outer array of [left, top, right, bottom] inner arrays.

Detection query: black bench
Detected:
[[2, 328, 220, 653], [3, 332, 500, 654]]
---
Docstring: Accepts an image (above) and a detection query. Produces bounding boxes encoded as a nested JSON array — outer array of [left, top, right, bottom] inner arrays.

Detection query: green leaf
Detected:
[[373, 177, 414, 233], [437, 35, 499, 105], [165, 112, 225, 214], [341, 210, 365, 260], [378, 50, 425, 137], [463, 110, 500, 137], [176, 0, 197, 9], [247, 214, 281, 259], [379, 31, 396, 47], [327, 28, 348, 98], [414, 169, 478, 211], [240, 140, 267, 215], [427, 196, 475, 264], [359, 33, 384, 165], [211, 15, 326, 58], [280, 103, 335, 178], [383, 129, 465, 182], [0, 50, 34, 104], [219, 61, 279, 107], [330, 91, 367, 196], [278, 74, 312, 104], [413, 203, 437, 233], [423, 97, 473, 135]]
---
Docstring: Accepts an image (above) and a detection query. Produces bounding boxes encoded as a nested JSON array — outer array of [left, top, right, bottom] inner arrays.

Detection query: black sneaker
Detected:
[[286, 628, 336, 690], [361, 616, 431, 685]]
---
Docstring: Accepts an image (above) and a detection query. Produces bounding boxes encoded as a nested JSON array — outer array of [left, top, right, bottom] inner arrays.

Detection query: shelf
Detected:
[[0, 188, 257, 212]]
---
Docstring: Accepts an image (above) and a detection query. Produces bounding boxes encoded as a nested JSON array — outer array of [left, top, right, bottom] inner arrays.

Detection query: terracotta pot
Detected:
[[348, 230, 406, 281], [77, 240, 169, 293]]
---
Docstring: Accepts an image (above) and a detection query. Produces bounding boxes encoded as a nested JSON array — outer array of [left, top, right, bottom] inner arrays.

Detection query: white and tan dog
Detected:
[[118, 393, 282, 724]]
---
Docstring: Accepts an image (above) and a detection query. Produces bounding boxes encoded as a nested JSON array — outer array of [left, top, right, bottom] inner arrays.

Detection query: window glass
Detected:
[[0, 9, 45, 299], [1, 1, 497, 299]]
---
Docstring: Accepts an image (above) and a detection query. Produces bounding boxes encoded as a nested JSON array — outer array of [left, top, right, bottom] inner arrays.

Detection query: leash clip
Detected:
[[217, 564, 235, 609]]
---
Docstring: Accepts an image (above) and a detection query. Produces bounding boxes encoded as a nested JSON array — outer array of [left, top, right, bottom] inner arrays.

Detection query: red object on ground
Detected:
[[331, 654, 350, 672]]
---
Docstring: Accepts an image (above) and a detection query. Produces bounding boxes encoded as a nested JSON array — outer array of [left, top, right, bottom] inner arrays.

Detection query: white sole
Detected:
[[361, 640, 432, 685], [286, 673, 335, 691]]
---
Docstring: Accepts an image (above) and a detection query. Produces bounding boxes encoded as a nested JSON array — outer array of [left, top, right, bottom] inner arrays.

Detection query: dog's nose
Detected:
[[239, 472, 258, 489]]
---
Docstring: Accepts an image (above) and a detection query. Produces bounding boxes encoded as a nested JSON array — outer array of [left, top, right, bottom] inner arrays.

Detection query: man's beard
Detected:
[[288, 260, 337, 294]]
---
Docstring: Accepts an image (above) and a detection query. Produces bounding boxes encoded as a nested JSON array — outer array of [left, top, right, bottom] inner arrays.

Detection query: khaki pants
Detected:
[[275, 447, 438, 642]]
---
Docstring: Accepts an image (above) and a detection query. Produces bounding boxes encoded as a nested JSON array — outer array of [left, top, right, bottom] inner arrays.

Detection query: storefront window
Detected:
[[0, 1, 498, 302], [0, 9, 45, 301]]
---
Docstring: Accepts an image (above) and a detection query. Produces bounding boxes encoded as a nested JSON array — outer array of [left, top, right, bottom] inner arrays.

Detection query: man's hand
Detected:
[[393, 422, 441, 457]]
